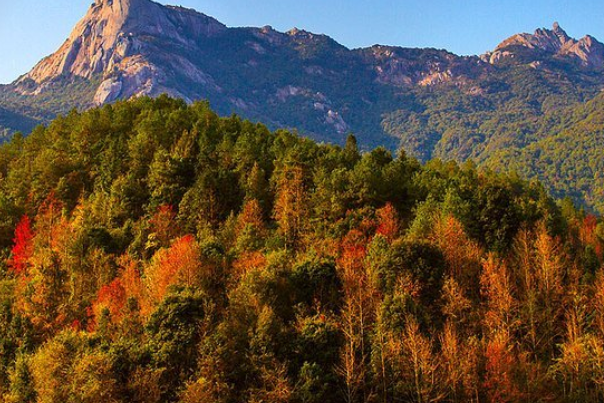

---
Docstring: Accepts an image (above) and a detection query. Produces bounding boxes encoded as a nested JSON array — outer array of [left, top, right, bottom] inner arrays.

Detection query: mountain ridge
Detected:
[[484, 22, 604, 67], [15, 1, 604, 108]]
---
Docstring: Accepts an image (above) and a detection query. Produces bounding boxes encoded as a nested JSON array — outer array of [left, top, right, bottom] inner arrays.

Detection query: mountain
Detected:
[[18, 0, 227, 104], [484, 22, 604, 67], [2, 0, 604, 210]]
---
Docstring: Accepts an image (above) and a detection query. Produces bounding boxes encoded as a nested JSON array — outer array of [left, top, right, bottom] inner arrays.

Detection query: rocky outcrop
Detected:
[[17, 0, 226, 104], [484, 22, 604, 68], [359, 46, 486, 88], [562, 35, 604, 68]]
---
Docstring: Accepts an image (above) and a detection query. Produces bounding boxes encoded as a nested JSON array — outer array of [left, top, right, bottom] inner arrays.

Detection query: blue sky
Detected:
[[1, 0, 603, 84]]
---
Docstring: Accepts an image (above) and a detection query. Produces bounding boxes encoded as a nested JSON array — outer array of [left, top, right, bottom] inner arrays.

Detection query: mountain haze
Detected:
[[2, 0, 604, 209]]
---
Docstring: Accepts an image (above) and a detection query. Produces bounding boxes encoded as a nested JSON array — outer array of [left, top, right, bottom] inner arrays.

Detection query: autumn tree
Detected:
[[336, 229, 377, 403], [88, 278, 127, 332], [274, 164, 309, 249], [430, 214, 483, 293], [235, 198, 267, 252], [375, 203, 400, 243], [480, 254, 515, 334], [14, 196, 78, 335], [147, 204, 179, 251], [145, 235, 202, 306], [439, 323, 480, 403], [394, 318, 443, 403], [8, 215, 34, 276], [533, 222, 567, 358], [483, 330, 521, 403], [552, 295, 604, 401]]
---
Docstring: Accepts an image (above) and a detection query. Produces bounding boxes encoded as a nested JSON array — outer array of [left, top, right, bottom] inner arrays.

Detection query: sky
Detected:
[[1, 0, 603, 84]]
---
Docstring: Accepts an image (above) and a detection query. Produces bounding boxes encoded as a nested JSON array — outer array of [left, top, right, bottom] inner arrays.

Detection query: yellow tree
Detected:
[[553, 295, 595, 401], [439, 322, 480, 403], [398, 318, 443, 403], [480, 254, 522, 402], [533, 222, 567, 358], [235, 198, 267, 253], [431, 214, 483, 287], [593, 270, 604, 339], [480, 254, 515, 334], [273, 164, 308, 250], [441, 277, 474, 334], [483, 330, 521, 403], [14, 196, 78, 335], [375, 203, 400, 243]]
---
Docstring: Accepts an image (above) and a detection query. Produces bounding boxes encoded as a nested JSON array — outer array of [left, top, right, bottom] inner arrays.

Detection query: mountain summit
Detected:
[[17, 0, 226, 104], [483, 23, 604, 67]]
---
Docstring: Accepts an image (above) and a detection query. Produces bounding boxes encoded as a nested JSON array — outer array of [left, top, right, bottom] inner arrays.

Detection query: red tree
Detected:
[[375, 203, 400, 243], [89, 278, 127, 331], [9, 215, 34, 275]]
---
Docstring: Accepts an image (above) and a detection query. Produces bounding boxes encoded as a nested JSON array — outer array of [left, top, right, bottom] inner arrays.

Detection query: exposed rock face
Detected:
[[18, 0, 226, 104], [484, 23, 604, 68], [358, 46, 486, 88]]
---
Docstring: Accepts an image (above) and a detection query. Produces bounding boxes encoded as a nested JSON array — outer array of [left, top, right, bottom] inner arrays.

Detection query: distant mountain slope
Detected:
[[2, 0, 604, 210], [0, 105, 39, 137], [483, 92, 604, 212]]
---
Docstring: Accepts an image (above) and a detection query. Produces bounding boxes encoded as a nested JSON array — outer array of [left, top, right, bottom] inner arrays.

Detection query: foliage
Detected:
[[0, 97, 601, 402]]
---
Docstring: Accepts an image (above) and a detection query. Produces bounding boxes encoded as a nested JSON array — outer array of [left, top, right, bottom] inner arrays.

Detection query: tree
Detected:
[[439, 323, 480, 403], [70, 351, 120, 403], [480, 254, 515, 334], [430, 214, 482, 290], [396, 318, 443, 403], [336, 229, 378, 403], [14, 196, 76, 335], [145, 235, 202, 306], [243, 163, 270, 212], [146, 289, 207, 401], [28, 332, 81, 403], [552, 295, 598, 401], [375, 203, 400, 243], [147, 204, 179, 251], [441, 277, 473, 333], [4, 355, 35, 403], [235, 199, 267, 252], [88, 278, 127, 332], [8, 215, 34, 276], [483, 330, 521, 403], [274, 164, 309, 249], [533, 222, 566, 358]]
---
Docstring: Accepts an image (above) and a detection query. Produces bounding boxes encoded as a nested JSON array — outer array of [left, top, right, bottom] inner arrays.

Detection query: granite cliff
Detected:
[[484, 22, 604, 67]]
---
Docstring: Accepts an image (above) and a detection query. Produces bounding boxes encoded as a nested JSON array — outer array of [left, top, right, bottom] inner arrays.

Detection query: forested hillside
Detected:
[[1, 97, 604, 402]]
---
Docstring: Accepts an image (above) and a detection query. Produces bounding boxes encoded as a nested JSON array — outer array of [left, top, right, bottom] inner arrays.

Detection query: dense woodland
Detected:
[[1, 96, 604, 402]]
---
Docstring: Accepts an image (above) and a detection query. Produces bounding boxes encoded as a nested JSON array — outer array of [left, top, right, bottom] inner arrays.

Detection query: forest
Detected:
[[0, 95, 604, 402]]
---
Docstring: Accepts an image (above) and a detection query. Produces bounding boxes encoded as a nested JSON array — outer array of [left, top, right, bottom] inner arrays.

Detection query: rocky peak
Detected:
[[494, 23, 571, 54], [564, 35, 604, 68], [19, 0, 226, 85], [484, 22, 604, 68], [552, 22, 565, 37]]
